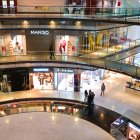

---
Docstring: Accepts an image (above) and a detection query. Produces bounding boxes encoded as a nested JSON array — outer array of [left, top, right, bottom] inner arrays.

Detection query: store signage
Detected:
[[57, 68, 73, 73], [33, 68, 49, 72], [30, 30, 49, 35]]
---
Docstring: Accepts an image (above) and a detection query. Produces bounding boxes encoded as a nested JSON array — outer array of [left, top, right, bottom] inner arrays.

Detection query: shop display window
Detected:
[[57, 73, 74, 91], [0, 75, 11, 92], [127, 123, 140, 140], [55, 35, 77, 56], [2, 0, 7, 8], [29, 72, 54, 90], [0, 31, 26, 56]]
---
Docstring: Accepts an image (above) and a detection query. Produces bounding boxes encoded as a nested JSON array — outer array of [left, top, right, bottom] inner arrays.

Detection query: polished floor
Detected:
[[0, 112, 115, 140], [76, 104, 120, 133]]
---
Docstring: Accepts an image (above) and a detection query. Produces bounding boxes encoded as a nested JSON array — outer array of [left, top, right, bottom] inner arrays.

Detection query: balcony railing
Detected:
[[0, 6, 140, 19]]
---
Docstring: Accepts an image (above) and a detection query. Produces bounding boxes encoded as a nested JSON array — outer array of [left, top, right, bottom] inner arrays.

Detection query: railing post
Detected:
[[135, 66, 138, 78], [125, 8, 127, 21], [103, 59, 106, 69], [120, 61, 122, 72], [135, 40, 137, 47]]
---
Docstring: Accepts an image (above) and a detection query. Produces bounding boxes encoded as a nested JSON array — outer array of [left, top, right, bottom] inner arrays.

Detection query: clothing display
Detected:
[[30, 72, 54, 90], [0, 32, 26, 56]]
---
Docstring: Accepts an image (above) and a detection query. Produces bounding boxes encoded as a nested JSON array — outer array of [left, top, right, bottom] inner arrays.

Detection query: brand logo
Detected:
[[57, 69, 73, 73], [33, 68, 49, 72], [31, 30, 49, 35]]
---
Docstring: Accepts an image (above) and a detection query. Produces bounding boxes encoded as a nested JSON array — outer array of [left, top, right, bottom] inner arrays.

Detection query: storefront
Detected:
[[111, 116, 140, 140], [79, 26, 129, 53], [0, 0, 16, 14], [29, 68, 54, 90], [54, 68, 74, 91], [80, 69, 115, 90], [26, 30, 54, 54], [0, 74, 11, 92], [0, 68, 29, 92], [0, 30, 26, 56], [81, 70, 102, 89]]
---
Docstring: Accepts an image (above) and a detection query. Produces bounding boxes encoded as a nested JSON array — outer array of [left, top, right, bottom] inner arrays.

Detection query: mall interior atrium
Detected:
[[0, 0, 140, 140]]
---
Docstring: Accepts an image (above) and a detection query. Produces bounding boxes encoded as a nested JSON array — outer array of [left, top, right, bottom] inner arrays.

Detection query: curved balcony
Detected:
[[0, 52, 139, 79], [0, 97, 120, 133]]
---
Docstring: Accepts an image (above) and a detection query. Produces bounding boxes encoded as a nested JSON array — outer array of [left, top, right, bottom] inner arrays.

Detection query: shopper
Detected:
[[43, 104, 46, 112], [101, 83, 106, 96], [88, 92, 93, 107], [91, 91, 95, 104], [84, 90, 88, 102], [49, 44, 55, 59], [89, 89, 92, 95]]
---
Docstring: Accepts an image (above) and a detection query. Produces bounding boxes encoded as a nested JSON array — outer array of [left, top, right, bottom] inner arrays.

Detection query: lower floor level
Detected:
[[0, 72, 140, 116], [0, 67, 115, 92]]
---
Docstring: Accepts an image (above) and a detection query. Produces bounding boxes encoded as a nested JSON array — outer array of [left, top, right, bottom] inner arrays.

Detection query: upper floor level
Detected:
[[0, 0, 140, 22]]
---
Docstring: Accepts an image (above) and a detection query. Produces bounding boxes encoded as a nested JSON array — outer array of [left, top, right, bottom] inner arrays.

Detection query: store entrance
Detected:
[[57, 73, 74, 91], [29, 72, 54, 90]]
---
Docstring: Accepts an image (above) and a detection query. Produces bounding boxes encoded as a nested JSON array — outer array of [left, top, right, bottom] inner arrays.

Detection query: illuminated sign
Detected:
[[57, 68, 73, 73], [31, 30, 49, 35], [33, 68, 49, 72]]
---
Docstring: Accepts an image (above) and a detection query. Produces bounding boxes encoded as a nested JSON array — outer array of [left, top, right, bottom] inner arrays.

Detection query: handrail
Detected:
[[0, 97, 87, 106], [0, 5, 139, 8], [0, 97, 87, 117], [0, 6, 140, 18]]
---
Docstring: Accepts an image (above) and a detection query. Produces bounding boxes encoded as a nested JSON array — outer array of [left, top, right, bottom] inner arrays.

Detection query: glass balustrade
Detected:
[[0, 6, 140, 19], [0, 98, 86, 116], [0, 39, 139, 78]]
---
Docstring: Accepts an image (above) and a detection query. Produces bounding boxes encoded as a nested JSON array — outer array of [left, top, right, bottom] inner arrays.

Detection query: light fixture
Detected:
[[23, 20, 28, 25], [22, 20, 29, 28], [76, 21, 81, 26], [50, 21, 55, 26]]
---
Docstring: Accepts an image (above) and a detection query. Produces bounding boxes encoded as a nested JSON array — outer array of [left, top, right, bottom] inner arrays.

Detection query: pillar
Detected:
[[74, 69, 81, 92]]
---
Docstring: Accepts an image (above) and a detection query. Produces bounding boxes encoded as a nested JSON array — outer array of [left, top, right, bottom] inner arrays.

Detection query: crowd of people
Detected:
[[84, 83, 106, 106], [84, 89, 95, 106]]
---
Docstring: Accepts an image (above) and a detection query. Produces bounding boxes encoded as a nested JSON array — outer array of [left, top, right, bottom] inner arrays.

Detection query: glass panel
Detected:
[[10, 0, 15, 14], [2, 0, 8, 14]]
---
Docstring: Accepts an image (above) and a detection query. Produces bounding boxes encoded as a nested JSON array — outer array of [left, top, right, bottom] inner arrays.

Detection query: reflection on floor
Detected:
[[76, 105, 120, 133], [0, 112, 115, 140]]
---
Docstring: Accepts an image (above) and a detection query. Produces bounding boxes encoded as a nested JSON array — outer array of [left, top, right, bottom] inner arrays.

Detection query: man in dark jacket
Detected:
[[49, 44, 55, 59]]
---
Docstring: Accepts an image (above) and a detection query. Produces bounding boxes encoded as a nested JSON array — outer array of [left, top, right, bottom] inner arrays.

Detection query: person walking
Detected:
[[91, 91, 95, 104], [101, 83, 105, 96], [49, 44, 55, 59], [84, 90, 88, 102]]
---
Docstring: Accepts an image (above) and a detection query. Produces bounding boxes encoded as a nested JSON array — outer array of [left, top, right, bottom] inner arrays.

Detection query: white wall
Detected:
[[17, 0, 65, 6], [17, 0, 66, 12]]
